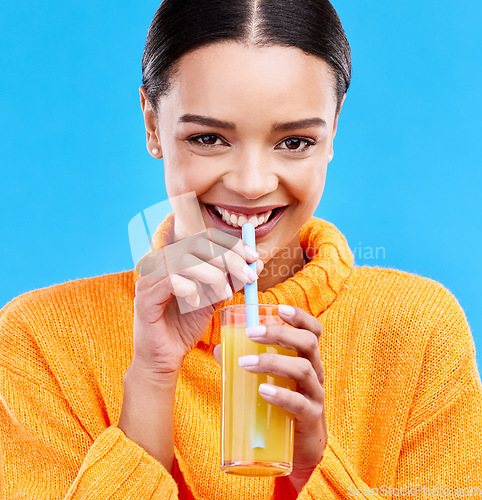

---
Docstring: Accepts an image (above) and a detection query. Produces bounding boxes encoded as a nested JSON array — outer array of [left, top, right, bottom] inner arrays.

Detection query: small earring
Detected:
[[328, 153, 334, 162], [152, 148, 159, 155]]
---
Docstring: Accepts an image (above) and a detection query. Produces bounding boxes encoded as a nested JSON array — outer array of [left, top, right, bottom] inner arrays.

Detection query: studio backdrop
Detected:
[[0, 0, 480, 361]]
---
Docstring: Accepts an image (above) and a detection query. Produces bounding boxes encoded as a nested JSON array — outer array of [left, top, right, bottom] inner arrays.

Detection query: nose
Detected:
[[222, 154, 279, 200]]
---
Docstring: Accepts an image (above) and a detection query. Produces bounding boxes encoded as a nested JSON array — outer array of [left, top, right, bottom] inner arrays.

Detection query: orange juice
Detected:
[[220, 324, 297, 476]]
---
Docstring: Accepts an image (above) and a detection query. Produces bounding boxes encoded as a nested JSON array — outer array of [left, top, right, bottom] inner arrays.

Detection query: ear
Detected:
[[328, 93, 346, 161], [139, 85, 163, 158]]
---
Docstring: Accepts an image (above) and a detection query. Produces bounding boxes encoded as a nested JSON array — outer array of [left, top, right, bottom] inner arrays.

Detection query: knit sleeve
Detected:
[[394, 285, 482, 495], [0, 297, 192, 499], [293, 431, 390, 499], [291, 285, 482, 499]]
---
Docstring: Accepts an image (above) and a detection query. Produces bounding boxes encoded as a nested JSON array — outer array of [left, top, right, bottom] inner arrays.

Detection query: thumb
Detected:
[[213, 344, 221, 365]]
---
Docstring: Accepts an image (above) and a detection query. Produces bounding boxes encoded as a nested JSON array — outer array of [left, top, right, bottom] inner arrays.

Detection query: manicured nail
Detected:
[[244, 246, 259, 260], [259, 384, 277, 396], [188, 294, 200, 307], [243, 264, 258, 283], [278, 304, 295, 316], [238, 355, 259, 367], [225, 283, 233, 298], [246, 325, 266, 337]]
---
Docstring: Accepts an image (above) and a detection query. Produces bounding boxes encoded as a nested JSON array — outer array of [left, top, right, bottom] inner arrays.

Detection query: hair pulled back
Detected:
[[142, 0, 351, 116]]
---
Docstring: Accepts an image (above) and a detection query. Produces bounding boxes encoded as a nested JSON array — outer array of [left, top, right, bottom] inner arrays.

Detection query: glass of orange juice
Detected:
[[220, 304, 298, 477]]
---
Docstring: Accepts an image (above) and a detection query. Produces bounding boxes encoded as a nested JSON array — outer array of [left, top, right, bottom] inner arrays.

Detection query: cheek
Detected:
[[163, 150, 217, 197], [292, 163, 327, 204], [290, 167, 327, 223], [315, 169, 328, 198]]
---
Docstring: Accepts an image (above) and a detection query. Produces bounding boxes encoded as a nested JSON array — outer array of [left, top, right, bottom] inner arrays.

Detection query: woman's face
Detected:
[[140, 42, 344, 263]]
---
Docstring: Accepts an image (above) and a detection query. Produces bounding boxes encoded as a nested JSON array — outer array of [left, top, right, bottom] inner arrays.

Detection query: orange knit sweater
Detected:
[[1, 214, 481, 499]]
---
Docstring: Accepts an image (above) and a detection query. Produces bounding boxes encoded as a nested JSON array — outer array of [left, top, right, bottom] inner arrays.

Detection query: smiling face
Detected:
[[140, 41, 344, 287]]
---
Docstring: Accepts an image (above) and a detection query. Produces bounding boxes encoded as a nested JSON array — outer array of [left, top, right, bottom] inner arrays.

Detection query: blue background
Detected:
[[1, 1, 480, 361]]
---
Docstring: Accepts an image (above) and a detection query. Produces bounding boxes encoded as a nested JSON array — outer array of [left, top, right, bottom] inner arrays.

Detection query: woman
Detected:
[[1, 0, 481, 498]]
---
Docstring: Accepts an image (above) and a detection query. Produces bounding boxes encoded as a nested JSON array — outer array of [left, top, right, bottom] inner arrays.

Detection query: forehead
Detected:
[[161, 42, 337, 120]]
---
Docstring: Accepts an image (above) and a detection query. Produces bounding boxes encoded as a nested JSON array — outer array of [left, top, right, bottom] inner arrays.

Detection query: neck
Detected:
[[256, 235, 307, 292]]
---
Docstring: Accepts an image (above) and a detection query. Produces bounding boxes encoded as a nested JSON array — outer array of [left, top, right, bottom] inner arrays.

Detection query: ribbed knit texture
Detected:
[[1, 213, 481, 499]]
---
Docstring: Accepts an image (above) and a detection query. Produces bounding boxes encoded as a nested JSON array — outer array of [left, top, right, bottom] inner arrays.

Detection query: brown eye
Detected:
[[277, 137, 316, 153], [285, 138, 302, 150], [199, 135, 218, 144], [188, 134, 225, 147]]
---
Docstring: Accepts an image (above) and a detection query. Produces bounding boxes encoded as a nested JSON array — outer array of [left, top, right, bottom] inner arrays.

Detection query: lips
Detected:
[[208, 203, 286, 216], [203, 203, 288, 238]]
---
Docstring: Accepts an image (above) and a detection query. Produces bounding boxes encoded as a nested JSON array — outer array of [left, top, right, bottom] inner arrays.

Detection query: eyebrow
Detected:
[[178, 114, 326, 131]]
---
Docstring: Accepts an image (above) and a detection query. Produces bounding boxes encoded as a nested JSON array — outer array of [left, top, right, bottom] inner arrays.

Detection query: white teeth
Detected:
[[213, 206, 273, 228], [238, 215, 248, 226]]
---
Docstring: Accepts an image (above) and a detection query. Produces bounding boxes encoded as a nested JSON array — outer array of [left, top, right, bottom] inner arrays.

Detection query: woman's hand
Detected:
[[133, 227, 264, 380], [213, 304, 327, 491], [119, 228, 264, 471]]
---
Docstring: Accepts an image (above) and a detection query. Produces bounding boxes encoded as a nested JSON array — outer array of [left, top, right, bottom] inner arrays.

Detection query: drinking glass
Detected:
[[220, 304, 297, 476]]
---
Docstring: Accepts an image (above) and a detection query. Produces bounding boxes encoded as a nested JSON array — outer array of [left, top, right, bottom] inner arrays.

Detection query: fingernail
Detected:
[[278, 304, 295, 316], [238, 355, 259, 367], [189, 294, 200, 307], [246, 325, 266, 337], [225, 283, 233, 298], [259, 383, 277, 396], [243, 264, 258, 283], [245, 246, 259, 260]]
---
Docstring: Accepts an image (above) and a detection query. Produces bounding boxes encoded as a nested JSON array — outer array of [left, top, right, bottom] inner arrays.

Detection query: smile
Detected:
[[203, 203, 288, 238], [213, 206, 273, 228]]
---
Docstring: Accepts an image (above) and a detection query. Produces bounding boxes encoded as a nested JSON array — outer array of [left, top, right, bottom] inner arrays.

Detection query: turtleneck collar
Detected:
[[133, 213, 354, 347]]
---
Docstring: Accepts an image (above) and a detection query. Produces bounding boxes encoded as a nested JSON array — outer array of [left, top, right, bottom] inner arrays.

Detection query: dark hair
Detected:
[[142, 0, 351, 116]]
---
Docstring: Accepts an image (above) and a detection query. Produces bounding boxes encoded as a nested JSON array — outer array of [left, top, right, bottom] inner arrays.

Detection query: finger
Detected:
[[147, 272, 205, 308], [163, 229, 260, 271], [169, 273, 201, 306], [133, 273, 197, 322], [138, 229, 264, 294], [171, 274, 226, 311], [136, 247, 168, 277], [135, 227, 261, 278], [276, 305, 323, 341], [239, 353, 324, 402], [183, 238, 264, 284], [201, 246, 262, 286], [205, 227, 260, 263], [135, 272, 204, 308], [224, 257, 264, 294], [215, 248, 263, 287], [246, 323, 325, 386], [136, 235, 263, 307], [174, 252, 260, 303], [135, 273, 167, 295], [135, 274, 179, 306], [257, 383, 324, 423], [171, 254, 233, 302]]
